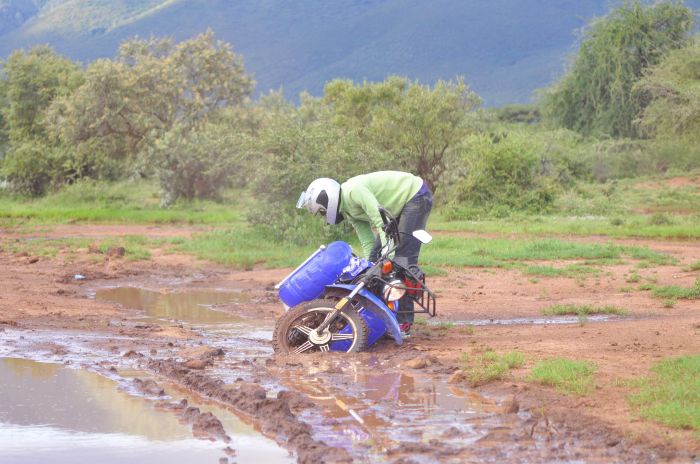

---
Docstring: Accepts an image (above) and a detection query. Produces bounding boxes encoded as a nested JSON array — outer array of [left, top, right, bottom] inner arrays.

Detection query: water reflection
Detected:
[[0, 358, 293, 464], [96, 287, 245, 324], [281, 364, 490, 452]]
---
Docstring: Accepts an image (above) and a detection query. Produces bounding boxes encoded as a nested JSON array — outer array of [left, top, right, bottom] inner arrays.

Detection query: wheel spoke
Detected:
[[294, 325, 313, 335], [319, 344, 330, 352], [330, 333, 354, 341], [293, 341, 314, 354]]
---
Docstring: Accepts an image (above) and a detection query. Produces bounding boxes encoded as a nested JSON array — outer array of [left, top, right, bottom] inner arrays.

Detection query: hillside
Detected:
[[0, 0, 698, 105]]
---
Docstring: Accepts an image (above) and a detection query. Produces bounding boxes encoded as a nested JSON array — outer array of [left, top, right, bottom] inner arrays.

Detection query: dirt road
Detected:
[[1, 225, 698, 463]]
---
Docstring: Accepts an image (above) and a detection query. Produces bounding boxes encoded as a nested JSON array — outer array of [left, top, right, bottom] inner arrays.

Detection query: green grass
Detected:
[[431, 214, 700, 240], [170, 225, 674, 271], [0, 180, 241, 225], [421, 236, 674, 269], [0, 178, 689, 271], [431, 321, 455, 330], [528, 358, 597, 395], [629, 355, 700, 431], [176, 228, 317, 269], [461, 350, 525, 386], [663, 299, 677, 308], [651, 278, 700, 300], [688, 260, 700, 271], [542, 304, 627, 317], [524, 264, 599, 278], [0, 235, 166, 261], [432, 171, 700, 240]]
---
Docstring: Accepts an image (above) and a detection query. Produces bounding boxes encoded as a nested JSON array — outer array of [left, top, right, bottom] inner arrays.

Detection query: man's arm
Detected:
[[348, 186, 387, 255], [347, 217, 377, 258]]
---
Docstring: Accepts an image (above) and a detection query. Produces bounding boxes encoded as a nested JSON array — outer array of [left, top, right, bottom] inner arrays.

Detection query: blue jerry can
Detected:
[[277, 241, 352, 308]]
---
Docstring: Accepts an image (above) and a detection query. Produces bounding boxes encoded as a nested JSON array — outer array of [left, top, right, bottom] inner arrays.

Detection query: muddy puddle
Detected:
[[96, 286, 247, 324], [277, 360, 505, 454], [0, 284, 651, 463], [0, 357, 293, 464], [96, 286, 275, 374]]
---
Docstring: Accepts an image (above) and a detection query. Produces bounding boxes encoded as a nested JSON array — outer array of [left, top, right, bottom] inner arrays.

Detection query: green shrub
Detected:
[[453, 132, 560, 213], [247, 96, 385, 244], [1, 140, 62, 196], [649, 213, 673, 226], [636, 40, 700, 146], [149, 121, 248, 206]]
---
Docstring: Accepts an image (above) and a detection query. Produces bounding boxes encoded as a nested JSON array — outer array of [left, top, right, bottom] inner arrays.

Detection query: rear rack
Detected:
[[410, 274, 437, 317]]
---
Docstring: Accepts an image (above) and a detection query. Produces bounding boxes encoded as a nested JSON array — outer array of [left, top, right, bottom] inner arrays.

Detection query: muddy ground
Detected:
[[0, 225, 698, 463]]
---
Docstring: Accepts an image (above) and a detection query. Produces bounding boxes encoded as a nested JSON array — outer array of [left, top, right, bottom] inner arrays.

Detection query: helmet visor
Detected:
[[295, 191, 307, 209]]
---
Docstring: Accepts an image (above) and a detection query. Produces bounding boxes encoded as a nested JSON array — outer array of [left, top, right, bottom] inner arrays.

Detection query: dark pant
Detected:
[[370, 189, 433, 324]]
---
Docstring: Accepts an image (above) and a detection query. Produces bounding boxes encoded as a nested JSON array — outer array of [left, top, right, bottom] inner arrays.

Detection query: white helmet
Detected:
[[296, 178, 342, 225]]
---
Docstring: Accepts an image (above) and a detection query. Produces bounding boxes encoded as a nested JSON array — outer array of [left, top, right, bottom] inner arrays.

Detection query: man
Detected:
[[296, 171, 433, 336]]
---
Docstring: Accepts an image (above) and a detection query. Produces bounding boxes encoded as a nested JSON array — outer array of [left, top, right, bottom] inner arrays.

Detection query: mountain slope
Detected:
[[0, 0, 697, 105]]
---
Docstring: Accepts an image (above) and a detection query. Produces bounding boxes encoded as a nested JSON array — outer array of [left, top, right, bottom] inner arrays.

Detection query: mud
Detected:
[[148, 358, 351, 463], [1, 224, 699, 462]]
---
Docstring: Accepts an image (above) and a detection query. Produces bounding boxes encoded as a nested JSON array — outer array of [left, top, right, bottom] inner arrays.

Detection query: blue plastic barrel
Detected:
[[278, 241, 352, 308]]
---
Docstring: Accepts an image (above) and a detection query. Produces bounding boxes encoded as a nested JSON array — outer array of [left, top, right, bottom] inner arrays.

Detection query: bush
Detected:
[[1, 140, 63, 196], [635, 40, 700, 144], [247, 97, 383, 244], [580, 138, 700, 181], [149, 121, 248, 206], [452, 132, 560, 214]]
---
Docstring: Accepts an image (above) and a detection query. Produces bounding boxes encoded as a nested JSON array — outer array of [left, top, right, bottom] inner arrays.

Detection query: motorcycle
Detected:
[[272, 208, 437, 354]]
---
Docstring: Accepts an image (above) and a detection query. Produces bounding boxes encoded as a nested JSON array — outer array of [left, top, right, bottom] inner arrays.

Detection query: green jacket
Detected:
[[339, 171, 423, 258]]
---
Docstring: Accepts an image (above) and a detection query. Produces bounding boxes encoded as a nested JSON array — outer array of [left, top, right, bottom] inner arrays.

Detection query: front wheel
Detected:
[[272, 298, 369, 354]]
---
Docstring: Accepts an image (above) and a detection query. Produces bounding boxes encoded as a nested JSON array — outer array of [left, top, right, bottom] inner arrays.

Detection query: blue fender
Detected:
[[326, 284, 403, 346]]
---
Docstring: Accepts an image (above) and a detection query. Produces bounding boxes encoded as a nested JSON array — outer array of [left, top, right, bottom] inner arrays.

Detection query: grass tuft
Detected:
[[524, 264, 599, 279], [629, 355, 700, 431], [528, 358, 597, 395], [651, 278, 700, 300], [461, 350, 525, 386], [542, 304, 627, 317]]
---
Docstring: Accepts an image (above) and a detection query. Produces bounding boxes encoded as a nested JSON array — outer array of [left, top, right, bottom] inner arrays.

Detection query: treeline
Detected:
[[0, 2, 698, 230]]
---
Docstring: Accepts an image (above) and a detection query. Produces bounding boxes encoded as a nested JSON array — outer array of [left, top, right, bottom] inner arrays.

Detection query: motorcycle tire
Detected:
[[272, 298, 369, 354]]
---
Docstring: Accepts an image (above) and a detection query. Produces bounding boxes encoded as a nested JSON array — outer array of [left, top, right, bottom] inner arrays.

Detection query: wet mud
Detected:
[[148, 358, 352, 463], [1, 225, 699, 463]]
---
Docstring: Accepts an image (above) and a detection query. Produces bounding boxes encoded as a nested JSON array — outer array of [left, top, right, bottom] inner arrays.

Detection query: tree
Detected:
[[1, 45, 83, 142], [453, 132, 560, 214], [149, 115, 251, 206], [0, 46, 83, 195], [0, 63, 7, 159], [321, 76, 480, 192], [542, 1, 692, 138], [48, 30, 255, 176], [371, 78, 480, 192], [245, 92, 385, 243], [635, 39, 700, 144]]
